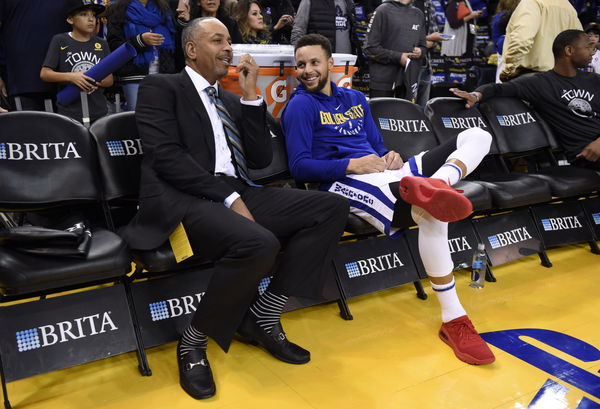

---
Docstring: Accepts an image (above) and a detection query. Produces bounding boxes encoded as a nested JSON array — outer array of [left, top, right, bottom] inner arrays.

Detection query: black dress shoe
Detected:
[[237, 313, 310, 364], [176, 340, 216, 399]]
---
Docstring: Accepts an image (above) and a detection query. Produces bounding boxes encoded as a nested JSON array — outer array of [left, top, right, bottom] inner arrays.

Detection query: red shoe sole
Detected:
[[438, 330, 496, 365], [399, 177, 473, 222]]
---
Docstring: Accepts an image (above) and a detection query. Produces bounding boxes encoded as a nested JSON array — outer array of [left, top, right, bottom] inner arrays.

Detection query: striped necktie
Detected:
[[205, 86, 256, 185]]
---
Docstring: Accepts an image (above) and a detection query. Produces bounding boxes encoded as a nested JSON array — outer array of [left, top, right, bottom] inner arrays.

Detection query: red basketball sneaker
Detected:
[[439, 315, 495, 365], [399, 176, 473, 222]]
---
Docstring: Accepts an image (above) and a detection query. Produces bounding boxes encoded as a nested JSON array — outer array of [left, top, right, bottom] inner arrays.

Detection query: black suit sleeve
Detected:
[[221, 90, 273, 169], [136, 75, 236, 202]]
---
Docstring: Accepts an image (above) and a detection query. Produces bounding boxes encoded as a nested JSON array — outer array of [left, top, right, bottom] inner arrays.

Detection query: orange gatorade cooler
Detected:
[[221, 45, 358, 119]]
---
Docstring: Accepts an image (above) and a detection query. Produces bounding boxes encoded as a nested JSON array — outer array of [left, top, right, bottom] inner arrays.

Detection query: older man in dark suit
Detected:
[[120, 17, 348, 400]]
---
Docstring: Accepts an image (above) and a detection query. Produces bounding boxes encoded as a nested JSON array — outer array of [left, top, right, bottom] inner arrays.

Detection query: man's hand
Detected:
[[0, 76, 7, 97], [450, 88, 480, 108], [347, 154, 386, 174], [0, 107, 7, 113], [236, 54, 259, 100], [69, 71, 97, 92], [230, 197, 255, 222], [176, 1, 190, 21], [382, 150, 404, 170], [576, 138, 600, 162], [141, 32, 165, 46], [273, 14, 294, 30], [409, 47, 422, 59], [427, 32, 450, 42]]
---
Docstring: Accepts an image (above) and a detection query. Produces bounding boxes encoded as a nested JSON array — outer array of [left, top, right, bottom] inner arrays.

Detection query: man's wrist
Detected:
[[469, 92, 481, 102]]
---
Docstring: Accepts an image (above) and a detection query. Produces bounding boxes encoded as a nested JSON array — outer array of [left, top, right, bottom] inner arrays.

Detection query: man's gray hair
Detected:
[[181, 17, 221, 60]]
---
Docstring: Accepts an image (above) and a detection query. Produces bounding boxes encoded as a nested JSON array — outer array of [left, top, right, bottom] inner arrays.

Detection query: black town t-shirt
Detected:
[[43, 33, 109, 123], [477, 70, 600, 159]]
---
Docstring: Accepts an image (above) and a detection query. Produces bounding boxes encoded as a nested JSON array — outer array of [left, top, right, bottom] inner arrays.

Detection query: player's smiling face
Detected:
[[295, 45, 333, 94]]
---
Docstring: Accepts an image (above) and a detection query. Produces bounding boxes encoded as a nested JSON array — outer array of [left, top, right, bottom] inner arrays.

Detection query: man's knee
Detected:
[[321, 192, 350, 222], [458, 127, 492, 153]]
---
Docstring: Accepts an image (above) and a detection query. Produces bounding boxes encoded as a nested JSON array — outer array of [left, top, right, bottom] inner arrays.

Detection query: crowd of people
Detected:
[[0, 0, 598, 118]]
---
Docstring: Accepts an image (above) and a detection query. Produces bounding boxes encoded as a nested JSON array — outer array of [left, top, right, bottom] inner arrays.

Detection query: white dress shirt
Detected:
[[184, 66, 263, 207]]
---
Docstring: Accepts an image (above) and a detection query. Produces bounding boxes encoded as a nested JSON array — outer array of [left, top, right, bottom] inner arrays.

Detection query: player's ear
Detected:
[[328, 56, 334, 70]]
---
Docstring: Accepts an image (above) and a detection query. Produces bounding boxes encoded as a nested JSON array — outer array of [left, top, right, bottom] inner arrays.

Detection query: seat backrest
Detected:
[[89, 112, 142, 201], [0, 111, 99, 210], [368, 97, 438, 159], [478, 97, 552, 154], [248, 113, 290, 184], [424, 96, 500, 155]]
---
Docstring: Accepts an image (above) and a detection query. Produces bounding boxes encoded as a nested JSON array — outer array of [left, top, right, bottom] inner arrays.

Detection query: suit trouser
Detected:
[[182, 178, 349, 351]]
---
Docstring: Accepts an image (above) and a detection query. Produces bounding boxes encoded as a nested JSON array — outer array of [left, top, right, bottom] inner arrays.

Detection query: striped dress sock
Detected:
[[249, 290, 289, 334], [179, 325, 208, 357]]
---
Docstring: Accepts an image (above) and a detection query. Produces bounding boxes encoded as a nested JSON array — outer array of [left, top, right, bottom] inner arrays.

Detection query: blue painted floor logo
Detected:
[[481, 328, 600, 408]]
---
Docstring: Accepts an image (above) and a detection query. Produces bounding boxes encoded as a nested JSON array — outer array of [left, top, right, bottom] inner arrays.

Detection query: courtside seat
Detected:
[[424, 97, 553, 209], [0, 112, 132, 297], [479, 97, 600, 198], [369, 97, 493, 213]]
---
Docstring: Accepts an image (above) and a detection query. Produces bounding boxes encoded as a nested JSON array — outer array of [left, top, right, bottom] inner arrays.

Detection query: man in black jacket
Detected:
[[120, 17, 348, 399], [452, 29, 600, 170]]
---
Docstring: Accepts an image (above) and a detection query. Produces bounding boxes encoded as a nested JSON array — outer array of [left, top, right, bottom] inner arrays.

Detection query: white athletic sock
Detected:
[[431, 277, 467, 323], [431, 163, 462, 186]]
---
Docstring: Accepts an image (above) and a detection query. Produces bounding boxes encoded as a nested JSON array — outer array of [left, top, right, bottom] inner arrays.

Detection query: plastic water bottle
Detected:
[[470, 243, 487, 289]]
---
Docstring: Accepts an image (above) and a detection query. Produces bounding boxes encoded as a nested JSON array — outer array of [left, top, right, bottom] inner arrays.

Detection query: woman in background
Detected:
[[491, 0, 520, 81]]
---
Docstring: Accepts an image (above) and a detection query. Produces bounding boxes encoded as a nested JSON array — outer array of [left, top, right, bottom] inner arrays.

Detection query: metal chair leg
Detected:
[[0, 349, 12, 409], [589, 241, 600, 255], [413, 280, 427, 300], [484, 264, 497, 282], [122, 279, 152, 376], [332, 263, 353, 320]]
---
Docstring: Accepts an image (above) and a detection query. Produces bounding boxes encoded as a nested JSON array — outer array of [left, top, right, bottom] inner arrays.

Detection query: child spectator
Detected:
[[107, 0, 177, 110], [40, 0, 113, 123]]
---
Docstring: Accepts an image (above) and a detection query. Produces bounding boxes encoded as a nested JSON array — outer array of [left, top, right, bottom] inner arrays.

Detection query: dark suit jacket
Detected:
[[120, 70, 271, 250]]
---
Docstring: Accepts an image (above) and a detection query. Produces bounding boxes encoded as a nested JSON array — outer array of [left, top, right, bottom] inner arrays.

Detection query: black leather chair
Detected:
[[479, 96, 600, 198], [424, 97, 553, 210], [0, 112, 144, 407], [369, 97, 492, 212]]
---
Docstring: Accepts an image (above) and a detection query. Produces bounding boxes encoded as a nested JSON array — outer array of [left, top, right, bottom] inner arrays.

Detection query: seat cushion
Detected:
[[344, 213, 380, 235], [131, 241, 212, 273], [0, 228, 131, 296], [527, 167, 600, 198], [473, 173, 552, 209], [454, 180, 492, 212]]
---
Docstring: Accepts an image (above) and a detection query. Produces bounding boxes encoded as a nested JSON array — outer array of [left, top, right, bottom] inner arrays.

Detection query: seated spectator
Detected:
[[234, 0, 271, 43], [282, 34, 496, 366], [107, 0, 177, 111], [40, 0, 113, 123], [584, 22, 600, 73], [175, 0, 243, 43], [440, 0, 483, 57], [452, 29, 600, 170]]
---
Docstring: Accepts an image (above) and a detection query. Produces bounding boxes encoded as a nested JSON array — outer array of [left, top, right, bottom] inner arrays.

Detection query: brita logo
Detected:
[[441, 117, 487, 129], [488, 227, 533, 249], [496, 112, 536, 127], [105, 139, 143, 157], [592, 213, 600, 225], [149, 292, 206, 321], [344, 252, 404, 278], [541, 216, 583, 231], [378, 118, 430, 132], [448, 236, 472, 254], [16, 312, 118, 352], [0, 142, 81, 160]]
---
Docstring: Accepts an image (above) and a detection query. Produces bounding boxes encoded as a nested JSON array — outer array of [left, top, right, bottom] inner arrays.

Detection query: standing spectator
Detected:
[[413, 0, 452, 105], [491, 0, 520, 82], [0, 0, 69, 111], [235, 0, 283, 43], [107, 0, 177, 111], [40, 0, 113, 123], [500, 0, 581, 81], [364, 0, 427, 100], [260, 0, 295, 44], [290, 0, 359, 55], [175, 0, 243, 43], [440, 0, 483, 57], [584, 22, 600, 73]]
